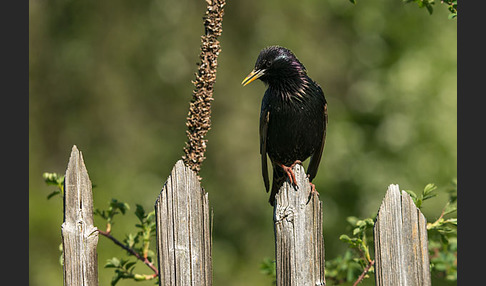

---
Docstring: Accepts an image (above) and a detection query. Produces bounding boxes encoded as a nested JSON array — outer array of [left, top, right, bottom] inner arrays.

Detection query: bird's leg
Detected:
[[306, 173, 319, 195], [309, 182, 316, 193], [278, 160, 302, 186], [306, 179, 320, 204], [309, 182, 320, 197]]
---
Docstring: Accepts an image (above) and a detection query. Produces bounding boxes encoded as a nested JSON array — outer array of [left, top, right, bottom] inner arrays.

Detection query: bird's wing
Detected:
[[260, 109, 270, 193], [307, 102, 328, 182]]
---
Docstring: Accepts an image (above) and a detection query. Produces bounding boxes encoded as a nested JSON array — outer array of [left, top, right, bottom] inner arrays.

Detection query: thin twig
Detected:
[[353, 259, 375, 286], [98, 229, 159, 275]]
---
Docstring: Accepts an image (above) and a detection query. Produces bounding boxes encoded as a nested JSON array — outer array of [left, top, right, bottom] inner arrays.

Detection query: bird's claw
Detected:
[[309, 182, 316, 193], [279, 160, 302, 186], [306, 182, 319, 204]]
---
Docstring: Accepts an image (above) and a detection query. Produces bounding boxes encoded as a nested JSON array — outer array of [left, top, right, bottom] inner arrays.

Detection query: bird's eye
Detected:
[[265, 61, 272, 68]]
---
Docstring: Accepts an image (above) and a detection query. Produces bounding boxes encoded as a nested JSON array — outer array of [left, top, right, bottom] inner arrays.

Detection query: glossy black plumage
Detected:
[[242, 46, 328, 206]]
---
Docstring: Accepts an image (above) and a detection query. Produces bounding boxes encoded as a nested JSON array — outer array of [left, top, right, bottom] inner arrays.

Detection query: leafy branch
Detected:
[[427, 179, 457, 281], [334, 217, 375, 286], [404, 0, 458, 18], [405, 183, 438, 209], [347, 0, 457, 19], [105, 257, 157, 285], [94, 199, 129, 234], [97, 203, 158, 285], [43, 172, 65, 199], [43, 172, 159, 285]]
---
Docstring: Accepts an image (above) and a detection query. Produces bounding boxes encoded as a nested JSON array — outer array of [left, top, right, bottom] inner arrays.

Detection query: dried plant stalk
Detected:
[[182, 0, 226, 175]]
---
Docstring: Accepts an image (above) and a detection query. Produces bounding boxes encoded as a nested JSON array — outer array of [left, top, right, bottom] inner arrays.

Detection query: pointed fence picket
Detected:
[[154, 160, 212, 286], [61, 145, 99, 286], [374, 184, 431, 286]]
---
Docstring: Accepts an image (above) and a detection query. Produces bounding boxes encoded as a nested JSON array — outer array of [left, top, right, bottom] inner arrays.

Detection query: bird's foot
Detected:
[[279, 160, 302, 186], [309, 182, 320, 197], [306, 181, 319, 204], [309, 182, 316, 194]]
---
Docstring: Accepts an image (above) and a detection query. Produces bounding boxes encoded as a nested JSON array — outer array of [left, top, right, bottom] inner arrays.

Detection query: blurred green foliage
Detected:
[[29, 0, 456, 285]]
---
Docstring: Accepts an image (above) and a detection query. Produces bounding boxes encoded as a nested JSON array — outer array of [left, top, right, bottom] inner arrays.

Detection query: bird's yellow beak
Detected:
[[241, 69, 265, 86]]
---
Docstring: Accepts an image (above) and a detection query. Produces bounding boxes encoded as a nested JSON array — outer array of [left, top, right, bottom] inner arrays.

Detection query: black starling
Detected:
[[242, 46, 328, 206]]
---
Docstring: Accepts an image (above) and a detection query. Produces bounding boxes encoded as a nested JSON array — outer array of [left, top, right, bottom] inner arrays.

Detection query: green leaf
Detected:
[[110, 272, 122, 286], [145, 250, 155, 261], [444, 218, 457, 226], [363, 218, 374, 227], [135, 204, 146, 222], [340, 234, 351, 242], [346, 216, 359, 226], [125, 233, 138, 249], [118, 258, 131, 268], [260, 257, 276, 276], [94, 209, 108, 220], [124, 261, 137, 272], [421, 183, 438, 202], [448, 11, 457, 19], [356, 220, 366, 228], [47, 190, 61, 200], [43, 172, 64, 186], [423, 183, 437, 196], [110, 199, 130, 215], [43, 172, 65, 198], [147, 210, 156, 221], [425, 2, 434, 14], [105, 257, 121, 268], [443, 202, 457, 216]]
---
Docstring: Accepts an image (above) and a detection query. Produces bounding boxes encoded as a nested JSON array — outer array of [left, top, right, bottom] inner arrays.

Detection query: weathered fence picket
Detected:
[[61, 145, 99, 286], [273, 164, 326, 286], [154, 159, 212, 286], [374, 184, 431, 286]]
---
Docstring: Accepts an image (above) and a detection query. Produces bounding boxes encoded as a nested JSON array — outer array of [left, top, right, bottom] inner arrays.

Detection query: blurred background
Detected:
[[29, 0, 456, 285]]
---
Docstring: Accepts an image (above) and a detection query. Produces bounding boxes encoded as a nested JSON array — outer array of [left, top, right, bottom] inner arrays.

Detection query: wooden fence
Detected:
[[61, 145, 431, 286]]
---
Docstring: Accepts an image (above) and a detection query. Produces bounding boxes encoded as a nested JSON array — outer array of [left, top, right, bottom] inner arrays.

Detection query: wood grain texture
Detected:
[[374, 184, 431, 286], [155, 160, 212, 286], [273, 164, 325, 286], [61, 145, 99, 286]]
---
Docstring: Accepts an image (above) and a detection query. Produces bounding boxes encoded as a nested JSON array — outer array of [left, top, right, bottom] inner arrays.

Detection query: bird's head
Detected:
[[242, 46, 307, 87]]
